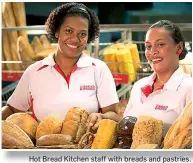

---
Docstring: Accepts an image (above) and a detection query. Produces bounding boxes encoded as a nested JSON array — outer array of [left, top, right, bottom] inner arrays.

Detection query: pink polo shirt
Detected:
[[7, 53, 119, 121], [124, 67, 192, 135]]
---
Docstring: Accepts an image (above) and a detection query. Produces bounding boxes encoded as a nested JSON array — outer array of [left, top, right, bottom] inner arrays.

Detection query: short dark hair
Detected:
[[45, 2, 100, 44], [148, 20, 187, 60]]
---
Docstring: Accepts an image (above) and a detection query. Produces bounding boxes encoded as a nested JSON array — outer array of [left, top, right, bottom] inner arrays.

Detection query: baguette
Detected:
[[2, 2, 21, 70], [11, 2, 28, 40], [31, 36, 44, 54], [2, 46, 7, 70], [2, 2, 18, 43], [40, 35, 52, 49], [17, 36, 36, 68], [163, 101, 192, 149]]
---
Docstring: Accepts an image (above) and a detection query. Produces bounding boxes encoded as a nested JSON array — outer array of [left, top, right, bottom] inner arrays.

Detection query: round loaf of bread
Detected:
[[2, 120, 34, 148], [36, 115, 63, 140], [6, 113, 38, 141]]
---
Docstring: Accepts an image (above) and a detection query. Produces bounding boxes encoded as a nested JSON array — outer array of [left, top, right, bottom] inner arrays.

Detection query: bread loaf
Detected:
[[36, 115, 63, 140], [34, 47, 57, 60], [6, 113, 38, 141], [163, 101, 192, 149], [2, 13, 15, 70], [61, 107, 89, 143], [131, 116, 163, 149], [31, 36, 44, 54], [17, 36, 35, 68], [2, 47, 7, 70], [36, 134, 73, 146], [12, 2, 27, 40], [2, 120, 34, 148], [40, 35, 52, 49], [2, 2, 21, 70]]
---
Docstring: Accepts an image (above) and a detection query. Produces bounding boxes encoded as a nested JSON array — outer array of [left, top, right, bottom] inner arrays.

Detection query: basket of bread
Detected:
[[2, 101, 192, 149]]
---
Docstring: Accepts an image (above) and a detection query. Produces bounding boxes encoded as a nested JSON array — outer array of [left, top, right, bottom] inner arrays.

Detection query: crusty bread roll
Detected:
[[31, 36, 44, 54], [36, 134, 73, 146], [131, 116, 163, 149], [163, 101, 192, 149], [6, 113, 38, 141], [2, 120, 34, 148], [40, 35, 52, 49], [36, 115, 63, 140], [61, 107, 89, 143]]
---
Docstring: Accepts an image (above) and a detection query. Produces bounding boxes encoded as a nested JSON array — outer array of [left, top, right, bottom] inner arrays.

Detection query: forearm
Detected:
[[2, 105, 14, 120], [101, 111, 120, 122]]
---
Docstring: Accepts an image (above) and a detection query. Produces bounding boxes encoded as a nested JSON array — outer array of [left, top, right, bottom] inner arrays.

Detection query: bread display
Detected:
[[131, 116, 163, 149], [2, 120, 34, 148], [36, 115, 63, 140], [61, 107, 89, 143], [6, 113, 38, 141], [36, 134, 73, 146], [91, 119, 117, 149], [2, 103, 191, 149], [163, 101, 192, 149]]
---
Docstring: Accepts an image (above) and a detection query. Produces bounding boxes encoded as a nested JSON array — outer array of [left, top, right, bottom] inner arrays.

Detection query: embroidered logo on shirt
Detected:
[[80, 85, 95, 90], [155, 104, 168, 110]]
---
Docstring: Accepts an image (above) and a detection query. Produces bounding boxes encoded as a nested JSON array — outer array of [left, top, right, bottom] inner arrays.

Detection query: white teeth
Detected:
[[66, 44, 77, 49], [152, 58, 162, 62]]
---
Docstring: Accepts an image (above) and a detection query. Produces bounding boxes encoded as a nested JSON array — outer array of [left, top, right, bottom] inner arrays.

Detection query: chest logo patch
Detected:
[[155, 104, 168, 110], [80, 85, 95, 91]]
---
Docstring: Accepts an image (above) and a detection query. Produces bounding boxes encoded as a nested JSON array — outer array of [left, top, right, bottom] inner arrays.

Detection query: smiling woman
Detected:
[[124, 20, 192, 136], [2, 3, 119, 131]]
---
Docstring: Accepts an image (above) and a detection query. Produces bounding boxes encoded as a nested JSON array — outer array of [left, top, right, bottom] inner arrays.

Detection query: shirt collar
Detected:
[[41, 53, 94, 68], [164, 67, 186, 91], [143, 67, 186, 91]]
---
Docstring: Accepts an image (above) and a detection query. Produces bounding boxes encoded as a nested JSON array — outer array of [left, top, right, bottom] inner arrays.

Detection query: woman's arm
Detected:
[[88, 103, 119, 131]]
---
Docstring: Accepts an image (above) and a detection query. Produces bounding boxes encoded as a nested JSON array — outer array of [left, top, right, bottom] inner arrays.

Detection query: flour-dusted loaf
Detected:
[[36, 134, 73, 146], [2, 121, 34, 148], [131, 116, 163, 149]]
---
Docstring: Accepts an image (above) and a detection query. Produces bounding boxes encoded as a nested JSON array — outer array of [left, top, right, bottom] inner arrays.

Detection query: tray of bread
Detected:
[[2, 101, 192, 149]]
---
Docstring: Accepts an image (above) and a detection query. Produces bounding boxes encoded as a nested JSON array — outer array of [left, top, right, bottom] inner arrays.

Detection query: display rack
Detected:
[[2, 24, 192, 104]]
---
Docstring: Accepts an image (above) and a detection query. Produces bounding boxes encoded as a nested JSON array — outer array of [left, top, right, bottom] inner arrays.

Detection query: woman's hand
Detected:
[[87, 113, 103, 131]]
